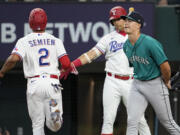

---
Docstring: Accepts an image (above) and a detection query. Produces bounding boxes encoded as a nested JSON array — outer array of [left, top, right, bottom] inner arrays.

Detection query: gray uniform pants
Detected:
[[126, 77, 180, 135]]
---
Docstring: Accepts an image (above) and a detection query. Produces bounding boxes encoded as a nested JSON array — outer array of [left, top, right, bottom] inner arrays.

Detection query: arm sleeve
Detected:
[[58, 55, 71, 69], [11, 39, 25, 60], [149, 39, 168, 65]]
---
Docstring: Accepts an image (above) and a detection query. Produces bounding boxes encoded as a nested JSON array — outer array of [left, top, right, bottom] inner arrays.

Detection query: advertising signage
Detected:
[[0, 3, 154, 62]]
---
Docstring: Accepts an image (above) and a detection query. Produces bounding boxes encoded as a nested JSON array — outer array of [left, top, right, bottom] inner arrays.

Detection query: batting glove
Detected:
[[60, 63, 78, 80]]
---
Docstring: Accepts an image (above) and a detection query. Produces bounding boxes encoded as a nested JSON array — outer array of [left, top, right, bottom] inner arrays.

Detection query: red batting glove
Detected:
[[60, 68, 71, 80], [70, 63, 78, 75], [60, 63, 78, 80]]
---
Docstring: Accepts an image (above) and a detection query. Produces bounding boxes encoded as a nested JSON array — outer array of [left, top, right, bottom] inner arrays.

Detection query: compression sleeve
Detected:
[[59, 55, 71, 69]]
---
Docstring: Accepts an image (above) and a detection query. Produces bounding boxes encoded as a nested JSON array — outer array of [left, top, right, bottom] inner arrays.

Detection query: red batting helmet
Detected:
[[109, 6, 127, 25], [29, 8, 47, 31]]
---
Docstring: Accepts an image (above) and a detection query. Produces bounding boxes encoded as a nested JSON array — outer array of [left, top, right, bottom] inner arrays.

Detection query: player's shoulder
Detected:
[[44, 32, 63, 42], [106, 31, 118, 37], [142, 34, 158, 43], [99, 31, 117, 41], [123, 38, 130, 48], [142, 34, 162, 48], [44, 32, 58, 39], [17, 35, 28, 43]]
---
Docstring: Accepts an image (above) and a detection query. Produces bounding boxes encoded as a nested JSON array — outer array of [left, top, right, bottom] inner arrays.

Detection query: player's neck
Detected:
[[128, 32, 141, 45], [33, 30, 45, 33], [116, 29, 126, 36]]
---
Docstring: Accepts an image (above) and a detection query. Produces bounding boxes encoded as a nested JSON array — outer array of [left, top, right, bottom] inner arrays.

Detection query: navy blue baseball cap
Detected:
[[121, 11, 144, 28]]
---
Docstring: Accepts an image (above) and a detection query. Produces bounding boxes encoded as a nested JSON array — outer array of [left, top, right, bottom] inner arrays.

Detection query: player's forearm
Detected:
[[0, 54, 20, 75], [1, 58, 17, 75], [160, 61, 171, 84], [73, 47, 102, 67], [78, 52, 92, 65]]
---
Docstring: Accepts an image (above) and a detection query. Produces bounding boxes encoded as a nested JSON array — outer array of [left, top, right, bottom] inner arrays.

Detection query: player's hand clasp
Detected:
[[59, 63, 78, 80]]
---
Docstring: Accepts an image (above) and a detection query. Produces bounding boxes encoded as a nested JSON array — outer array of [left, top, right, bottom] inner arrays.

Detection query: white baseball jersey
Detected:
[[11, 32, 67, 78], [95, 31, 133, 75], [98, 31, 151, 135]]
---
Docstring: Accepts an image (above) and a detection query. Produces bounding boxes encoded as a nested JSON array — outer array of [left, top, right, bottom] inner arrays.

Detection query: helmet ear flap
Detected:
[[29, 8, 47, 31], [109, 6, 127, 24]]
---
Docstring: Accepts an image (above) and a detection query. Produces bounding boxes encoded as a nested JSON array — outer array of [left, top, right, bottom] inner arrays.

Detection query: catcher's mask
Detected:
[[29, 8, 47, 31]]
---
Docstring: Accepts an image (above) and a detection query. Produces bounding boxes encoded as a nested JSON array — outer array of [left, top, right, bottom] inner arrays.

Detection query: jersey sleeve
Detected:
[[149, 39, 168, 65], [56, 39, 67, 59], [11, 39, 25, 60], [95, 36, 107, 54]]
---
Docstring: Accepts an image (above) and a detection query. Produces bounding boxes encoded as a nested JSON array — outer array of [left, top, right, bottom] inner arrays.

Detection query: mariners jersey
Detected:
[[123, 34, 168, 80], [12, 32, 67, 78], [95, 31, 133, 75]]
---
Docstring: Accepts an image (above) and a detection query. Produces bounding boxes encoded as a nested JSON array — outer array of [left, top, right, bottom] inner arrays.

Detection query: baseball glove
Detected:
[[171, 71, 180, 92]]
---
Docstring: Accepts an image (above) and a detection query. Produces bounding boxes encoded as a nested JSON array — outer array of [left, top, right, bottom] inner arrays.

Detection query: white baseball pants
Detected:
[[26, 75, 63, 135], [101, 74, 151, 135]]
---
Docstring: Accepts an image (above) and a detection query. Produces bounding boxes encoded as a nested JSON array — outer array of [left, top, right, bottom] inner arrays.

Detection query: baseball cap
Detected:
[[121, 11, 144, 28]]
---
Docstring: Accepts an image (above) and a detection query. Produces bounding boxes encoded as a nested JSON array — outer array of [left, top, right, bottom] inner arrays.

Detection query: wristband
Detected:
[[84, 53, 92, 63], [72, 58, 82, 68]]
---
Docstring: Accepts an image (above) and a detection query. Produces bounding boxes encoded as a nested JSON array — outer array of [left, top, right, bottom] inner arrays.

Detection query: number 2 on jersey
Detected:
[[39, 48, 50, 66]]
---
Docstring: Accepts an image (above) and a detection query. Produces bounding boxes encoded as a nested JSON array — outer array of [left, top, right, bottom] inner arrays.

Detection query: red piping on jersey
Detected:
[[59, 55, 71, 69]]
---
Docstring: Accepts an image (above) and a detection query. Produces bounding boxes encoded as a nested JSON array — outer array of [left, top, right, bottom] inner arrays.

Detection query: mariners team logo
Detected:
[[129, 55, 150, 65], [109, 41, 124, 52]]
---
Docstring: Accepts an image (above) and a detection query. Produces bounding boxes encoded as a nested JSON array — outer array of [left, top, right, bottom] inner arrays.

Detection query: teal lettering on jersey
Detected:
[[123, 34, 168, 81]]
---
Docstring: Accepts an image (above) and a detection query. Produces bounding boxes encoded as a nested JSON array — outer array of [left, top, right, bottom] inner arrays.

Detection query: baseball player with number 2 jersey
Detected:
[[60, 6, 151, 135], [0, 8, 72, 135]]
